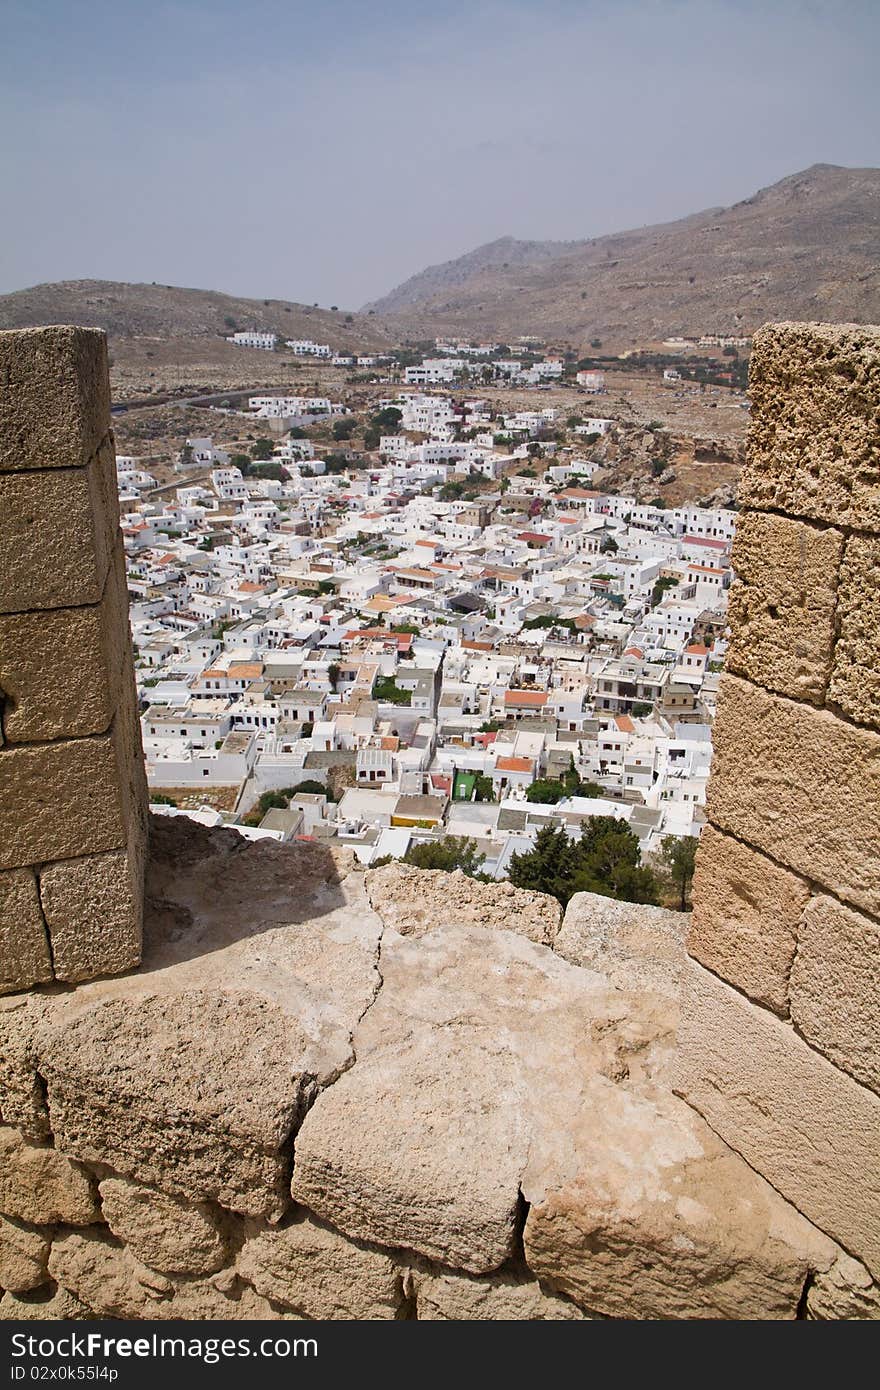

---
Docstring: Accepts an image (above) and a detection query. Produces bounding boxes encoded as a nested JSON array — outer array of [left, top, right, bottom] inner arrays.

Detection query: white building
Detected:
[[228, 332, 277, 350]]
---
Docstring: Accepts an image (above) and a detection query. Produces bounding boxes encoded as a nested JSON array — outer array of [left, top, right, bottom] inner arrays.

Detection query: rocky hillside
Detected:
[[0, 280, 390, 352], [364, 165, 880, 346]]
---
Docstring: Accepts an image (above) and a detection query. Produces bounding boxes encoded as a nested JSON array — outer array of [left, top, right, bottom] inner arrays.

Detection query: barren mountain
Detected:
[[364, 165, 880, 347]]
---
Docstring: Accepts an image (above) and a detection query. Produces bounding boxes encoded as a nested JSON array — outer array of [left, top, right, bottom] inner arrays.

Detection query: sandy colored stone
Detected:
[[0, 999, 51, 1138], [0, 868, 52, 995], [829, 533, 880, 729], [806, 1253, 880, 1320], [0, 1126, 97, 1225], [0, 326, 110, 473], [366, 861, 561, 945], [523, 1076, 838, 1320], [706, 675, 880, 918], [238, 1210, 402, 1318], [48, 1230, 298, 1320], [0, 445, 119, 615], [675, 956, 880, 1277], [292, 922, 676, 1273], [0, 735, 127, 871], [40, 847, 143, 983], [0, 1215, 50, 1293], [790, 894, 880, 1094], [0, 545, 129, 743], [688, 826, 810, 1015], [415, 1268, 589, 1320], [555, 889, 689, 998], [99, 1176, 228, 1276], [0, 1284, 91, 1319], [740, 321, 880, 532], [725, 510, 844, 704]]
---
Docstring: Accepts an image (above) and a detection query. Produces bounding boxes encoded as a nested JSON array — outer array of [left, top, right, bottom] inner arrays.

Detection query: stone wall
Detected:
[[676, 321, 880, 1279], [0, 327, 148, 991]]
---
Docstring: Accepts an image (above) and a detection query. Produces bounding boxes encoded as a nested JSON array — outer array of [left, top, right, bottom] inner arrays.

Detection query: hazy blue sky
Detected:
[[1, 0, 877, 307]]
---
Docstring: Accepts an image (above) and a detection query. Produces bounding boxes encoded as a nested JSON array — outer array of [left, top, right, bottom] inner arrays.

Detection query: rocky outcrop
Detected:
[[0, 817, 876, 1319]]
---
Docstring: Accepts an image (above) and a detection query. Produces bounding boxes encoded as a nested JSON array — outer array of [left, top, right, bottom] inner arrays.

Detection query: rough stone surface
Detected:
[[523, 1077, 837, 1320], [0, 868, 52, 995], [0, 1285, 92, 1320], [26, 819, 381, 1219], [0, 547, 128, 743], [0, 326, 110, 473], [366, 862, 561, 945], [806, 1254, 880, 1320], [675, 956, 880, 1278], [414, 1268, 589, 1320], [238, 1211, 402, 1319], [0, 444, 119, 615], [0, 1000, 51, 1138], [0, 1215, 50, 1293], [0, 1125, 98, 1226], [739, 321, 880, 532], [688, 826, 810, 1015], [829, 532, 880, 729], [40, 847, 143, 983], [706, 675, 880, 918], [48, 1230, 297, 1320], [725, 510, 844, 704], [99, 1177, 228, 1276], [789, 894, 880, 1094], [555, 890, 689, 999], [0, 734, 127, 871]]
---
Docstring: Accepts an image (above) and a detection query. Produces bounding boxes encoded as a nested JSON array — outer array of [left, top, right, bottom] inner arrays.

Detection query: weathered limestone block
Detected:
[[739, 321, 880, 532], [555, 890, 688, 998], [0, 545, 129, 743], [414, 1269, 589, 1320], [688, 826, 810, 1015], [0, 1000, 51, 1138], [37, 993, 315, 1220], [828, 533, 880, 729], [0, 1284, 92, 1320], [0, 735, 127, 871], [366, 862, 561, 945], [675, 957, 880, 1277], [725, 511, 844, 704], [99, 1176, 228, 1276], [0, 1215, 50, 1293], [789, 894, 880, 1094], [238, 1210, 402, 1319], [0, 444, 119, 615], [706, 675, 880, 918], [40, 847, 143, 983], [48, 1230, 296, 1320], [0, 868, 52, 995], [0, 326, 110, 473], [806, 1254, 880, 1320], [523, 1076, 838, 1320], [0, 1126, 98, 1226]]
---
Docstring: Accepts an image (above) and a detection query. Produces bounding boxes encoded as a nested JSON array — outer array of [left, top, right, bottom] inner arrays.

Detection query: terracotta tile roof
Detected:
[[614, 715, 636, 734], [504, 689, 548, 708], [495, 755, 533, 773]]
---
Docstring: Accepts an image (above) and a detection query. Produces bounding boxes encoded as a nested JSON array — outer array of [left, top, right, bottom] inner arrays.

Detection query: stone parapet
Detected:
[[0, 327, 146, 992]]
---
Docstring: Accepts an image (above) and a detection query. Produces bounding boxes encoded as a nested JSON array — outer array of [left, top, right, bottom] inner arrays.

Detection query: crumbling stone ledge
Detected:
[[0, 817, 876, 1320]]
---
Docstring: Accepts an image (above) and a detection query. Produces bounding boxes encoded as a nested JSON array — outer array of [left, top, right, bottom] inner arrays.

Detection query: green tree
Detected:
[[472, 773, 496, 802], [404, 836, 486, 877], [327, 662, 341, 691], [525, 779, 566, 804], [251, 437, 275, 461], [660, 835, 698, 910], [332, 417, 357, 441], [509, 819, 659, 908], [372, 406, 403, 432]]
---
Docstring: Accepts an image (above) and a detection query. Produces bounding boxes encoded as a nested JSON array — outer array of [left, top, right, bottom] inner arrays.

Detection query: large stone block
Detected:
[[0, 734, 127, 871], [0, 1125, 98, 1226], [99, 1177, 228, 1276], [0, 544, 129, 743], [739, 321, 880, 531], [366, 862, 561, 946], [790, 894, 880, 1095], [414, 1268, 588, 1320], [688, 826, 810, 1015], [675, 957, 880, 1277], [0, 868, 53, 995], [0, 442, 119, 615], [0, 327, 110, 473], [828, 533, 880, 730], [706, 676, 880, 918], [238, 1211, 402, 1319], [726, 511, 844, 704], [40, 846, 143, 983], [0, 1215, 50, 1293]]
